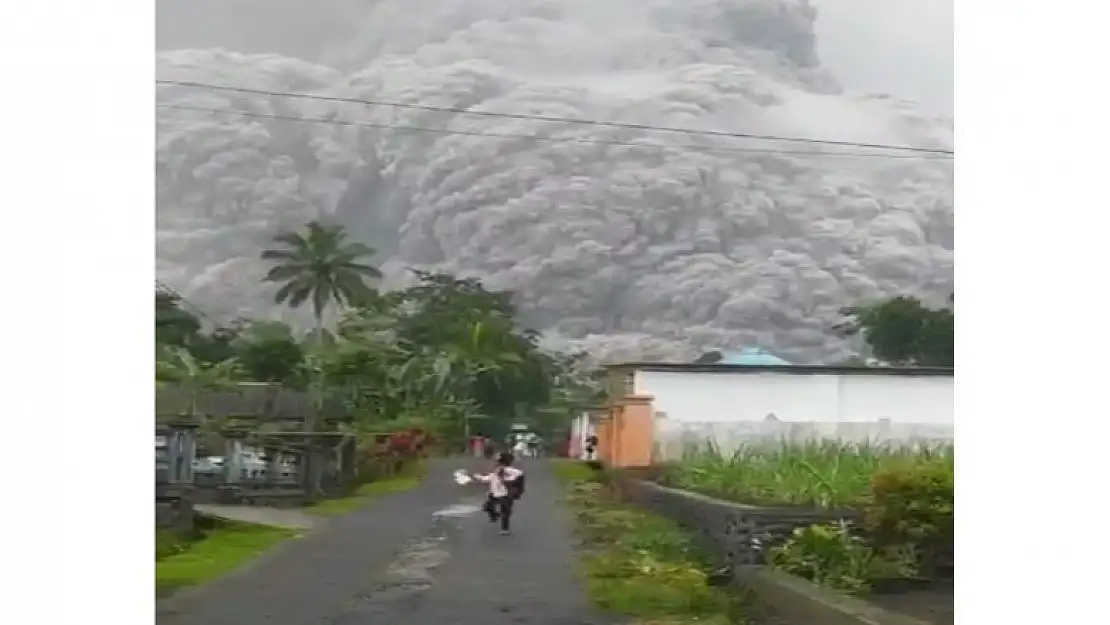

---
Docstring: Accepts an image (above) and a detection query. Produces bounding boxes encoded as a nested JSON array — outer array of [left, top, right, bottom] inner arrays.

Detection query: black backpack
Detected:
[[506, 470, 526, 500]]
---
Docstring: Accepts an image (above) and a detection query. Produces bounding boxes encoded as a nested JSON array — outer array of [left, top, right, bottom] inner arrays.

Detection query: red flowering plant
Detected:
[[388, 430, 415, 454]]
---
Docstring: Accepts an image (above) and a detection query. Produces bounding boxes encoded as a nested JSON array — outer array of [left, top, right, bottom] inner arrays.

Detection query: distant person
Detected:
[[584, 434, 598, 461], [513, 437, 531, 459], [471, 451, 525, 535]]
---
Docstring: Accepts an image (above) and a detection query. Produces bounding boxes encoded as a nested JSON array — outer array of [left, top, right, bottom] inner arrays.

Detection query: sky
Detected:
[[812, 0, 954, 115]]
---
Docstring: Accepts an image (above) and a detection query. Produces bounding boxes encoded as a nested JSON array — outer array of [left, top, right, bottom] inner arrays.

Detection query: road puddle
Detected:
[[433, 502, 482, 518]]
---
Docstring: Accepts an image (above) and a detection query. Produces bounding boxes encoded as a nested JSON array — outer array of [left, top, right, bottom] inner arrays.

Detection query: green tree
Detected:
[[155, 287, 250, 365], [395, 270, 517, 347], [261, 220, 382, 340], [836, 295, 954, 367], [187, 319, 247, 365], [232, 320, 307, 386], [396, 270, 552, 430], [155, 289, 201, 347], [314, 270, 564, 446]]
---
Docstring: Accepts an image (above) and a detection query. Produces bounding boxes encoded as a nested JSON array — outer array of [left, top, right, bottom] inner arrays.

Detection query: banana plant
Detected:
[[156, 345, 242, 422]]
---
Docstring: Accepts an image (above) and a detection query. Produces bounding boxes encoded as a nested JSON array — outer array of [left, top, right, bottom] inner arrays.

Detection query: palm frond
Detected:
[[273, 280, 298, 304], [259, 249, 301, 262], [275, 276, 315, 308], [270, 231, 309, 249], [263, 263, 309, 282], [338, 262, 382, 278], [312, 282, 334, 320], [335, 267, 376, 291], [287, 283, 315, 309], [305, 221, 342, 246], [334, 242, 377, 259]]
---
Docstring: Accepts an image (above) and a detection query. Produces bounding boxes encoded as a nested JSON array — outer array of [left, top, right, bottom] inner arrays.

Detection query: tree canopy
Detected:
[[155, 289, 201, 347], [157, 221, 599, 446], [261, 219, 382, 330], [836, 295, 953, 367]]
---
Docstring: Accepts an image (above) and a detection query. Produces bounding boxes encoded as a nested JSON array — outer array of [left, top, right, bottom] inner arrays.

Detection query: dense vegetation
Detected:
[[156, 219, 602, 447], [836, 294, 954, 367], [663, 441, 954, 595], [555, 461, 742, 625]]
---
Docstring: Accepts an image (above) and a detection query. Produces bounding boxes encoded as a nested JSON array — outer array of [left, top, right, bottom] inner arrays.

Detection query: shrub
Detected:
[[352, 429, 427, 483], [660, 440, 954, 592], [769, 522, 915, 594], [864, 457, 954, 577]]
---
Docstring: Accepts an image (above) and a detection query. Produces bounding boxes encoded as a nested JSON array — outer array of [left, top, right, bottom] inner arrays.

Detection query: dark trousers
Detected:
[[484, 494, 514, 530]]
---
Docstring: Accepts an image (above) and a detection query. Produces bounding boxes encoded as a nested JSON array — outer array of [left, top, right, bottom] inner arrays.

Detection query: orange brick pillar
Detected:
[[612, 394, 655, 468], [607, 405, 622, 466], [595, 412, 613, 464]]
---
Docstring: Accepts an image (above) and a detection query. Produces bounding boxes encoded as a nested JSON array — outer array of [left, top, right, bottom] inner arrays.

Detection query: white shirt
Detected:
[[475, 466, 523, 497]]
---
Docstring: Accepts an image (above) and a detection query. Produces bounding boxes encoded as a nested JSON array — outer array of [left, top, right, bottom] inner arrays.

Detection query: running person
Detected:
[[472, 451, 524, 535], [584, 434, 599, 460]]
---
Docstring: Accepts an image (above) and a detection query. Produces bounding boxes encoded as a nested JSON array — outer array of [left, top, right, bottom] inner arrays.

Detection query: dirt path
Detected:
[[194, 504, 321, 531], [158, 459, 608, 625]]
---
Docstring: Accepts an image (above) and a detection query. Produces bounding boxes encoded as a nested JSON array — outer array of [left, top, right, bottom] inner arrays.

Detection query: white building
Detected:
[[606, 357, 953, 461]]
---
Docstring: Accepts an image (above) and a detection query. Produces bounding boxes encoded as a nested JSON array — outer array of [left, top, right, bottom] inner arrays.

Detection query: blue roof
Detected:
[[719, 347, 791, 366]]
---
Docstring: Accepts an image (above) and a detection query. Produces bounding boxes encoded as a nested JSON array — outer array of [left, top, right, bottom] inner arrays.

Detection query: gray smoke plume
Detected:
[[156, 0, 953, 364]]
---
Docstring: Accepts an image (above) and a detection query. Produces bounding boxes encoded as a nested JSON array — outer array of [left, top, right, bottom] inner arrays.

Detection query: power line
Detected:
[[156, 79, 954, 156], [156, 103, 953, 161]]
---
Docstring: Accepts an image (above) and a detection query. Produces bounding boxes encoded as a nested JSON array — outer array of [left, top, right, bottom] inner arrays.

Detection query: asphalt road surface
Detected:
[[157, 458, 611, 625]]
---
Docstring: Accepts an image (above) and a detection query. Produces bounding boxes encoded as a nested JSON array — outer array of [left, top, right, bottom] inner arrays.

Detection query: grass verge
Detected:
[[554, 460, 744, 625], [156, 519, 300, 597], [305, 461, 426, 517]]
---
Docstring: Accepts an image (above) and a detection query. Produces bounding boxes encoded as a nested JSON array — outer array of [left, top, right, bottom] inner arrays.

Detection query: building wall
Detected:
[[634, 369, 953, 461]]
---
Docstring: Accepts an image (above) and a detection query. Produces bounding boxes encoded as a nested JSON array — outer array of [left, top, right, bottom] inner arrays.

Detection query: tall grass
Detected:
[[663, 438, 954, 509]]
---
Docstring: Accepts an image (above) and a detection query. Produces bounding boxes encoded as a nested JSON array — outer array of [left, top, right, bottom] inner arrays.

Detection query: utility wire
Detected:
[[156, 79, 954, 156], [156, 103, 953, 161]]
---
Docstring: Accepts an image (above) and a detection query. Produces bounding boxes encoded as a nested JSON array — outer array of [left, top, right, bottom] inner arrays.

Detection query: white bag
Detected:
[[453, 469, 473, 485]]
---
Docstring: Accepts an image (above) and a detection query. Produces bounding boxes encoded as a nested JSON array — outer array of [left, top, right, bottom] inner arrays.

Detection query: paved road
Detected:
[[158, 459, 610, 625]]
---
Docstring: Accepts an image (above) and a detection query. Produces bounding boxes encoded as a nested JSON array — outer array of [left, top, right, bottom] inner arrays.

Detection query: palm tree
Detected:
[[260, 220, 382, 341], [261, 221, 381, 434]]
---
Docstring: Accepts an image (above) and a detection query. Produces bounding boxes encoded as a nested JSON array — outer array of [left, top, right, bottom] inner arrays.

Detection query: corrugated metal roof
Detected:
[[718, 347, 792, 366]]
